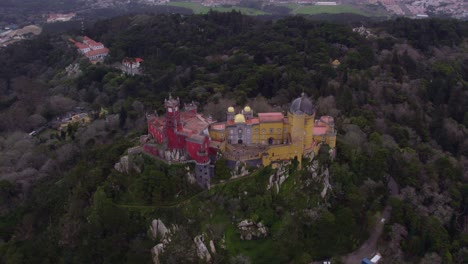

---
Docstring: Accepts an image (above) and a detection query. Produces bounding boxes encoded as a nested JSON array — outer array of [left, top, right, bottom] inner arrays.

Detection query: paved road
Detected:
[[342, 177, 399, 264]]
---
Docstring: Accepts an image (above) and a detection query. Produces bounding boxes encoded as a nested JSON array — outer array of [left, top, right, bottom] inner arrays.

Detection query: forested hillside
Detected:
[[0, 13, 467, 263]]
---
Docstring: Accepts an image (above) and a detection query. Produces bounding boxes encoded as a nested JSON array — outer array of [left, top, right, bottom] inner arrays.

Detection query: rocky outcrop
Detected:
[[151, 244, 165, 264], [149, 219, 178, 264], [329, 148, 336, 161], [352, 26, 374, 39], [320, 168, 331, 198], [114, 155, 131, 173], [114, 151, 142, 174], [185, 166, 196, 184], [65, 63, 81, 77], [194, 234, 212, 262], [209, 240, 216, 254], [231, 161, 249, 179], [237, 220, 268, 240], [150, 219, 169, 240], [304, 159, 332, 198], [267, 162, 290, 193]]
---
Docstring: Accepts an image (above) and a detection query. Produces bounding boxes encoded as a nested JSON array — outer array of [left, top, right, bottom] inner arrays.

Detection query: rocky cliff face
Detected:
[[114, 147, 143, 174]]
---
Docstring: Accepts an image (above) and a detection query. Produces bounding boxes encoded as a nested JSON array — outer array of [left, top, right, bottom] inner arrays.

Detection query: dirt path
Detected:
[[342, 177, 399, 264]]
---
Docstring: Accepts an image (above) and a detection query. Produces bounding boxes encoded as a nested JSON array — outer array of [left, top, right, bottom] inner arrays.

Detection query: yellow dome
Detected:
[[234, 113, 246, 123], [228, 106, 235, 113], [332, 59, 341, 66], [244, 106, 251, 112]]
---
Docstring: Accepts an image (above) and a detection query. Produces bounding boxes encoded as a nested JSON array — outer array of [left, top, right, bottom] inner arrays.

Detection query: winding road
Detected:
[[342, 177, 399, 264]]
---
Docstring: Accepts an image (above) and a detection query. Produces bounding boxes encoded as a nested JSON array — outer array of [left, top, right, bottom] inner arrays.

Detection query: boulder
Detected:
[[320, 168, 332, 198], [237, 219, 268, 240], [114, 155, 129, 173], [194, 234, 212, 262], [149, 220, 179, 264], [209, 240, 216, 254], [151, 244, 165, 264], [186, 166, 196, 184], [114, 154, 142, 174], [150, 219, 169, 240]]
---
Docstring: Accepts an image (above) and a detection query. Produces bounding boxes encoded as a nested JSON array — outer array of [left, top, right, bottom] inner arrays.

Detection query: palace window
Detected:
[[269, 128, 274, 134], [262, 129, 265, 134], [277, 128, 281, 133]]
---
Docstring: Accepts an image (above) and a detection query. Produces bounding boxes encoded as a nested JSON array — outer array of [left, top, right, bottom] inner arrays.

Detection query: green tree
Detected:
[[119, 106, 127, 129]]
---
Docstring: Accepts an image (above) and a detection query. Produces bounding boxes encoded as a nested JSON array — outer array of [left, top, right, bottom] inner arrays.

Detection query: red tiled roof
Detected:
[[180, 112, 211, 135], [247, 118, 259, 125], [258, 112, 284, 123], [85, 48, 109, 57], [83, 36, 103, 47], [313, 126, 328, 136], [211, 123, 226, 130], [74, 42, 88, 49], [123, 57, 144, 65], [320, 116, 334, 124]]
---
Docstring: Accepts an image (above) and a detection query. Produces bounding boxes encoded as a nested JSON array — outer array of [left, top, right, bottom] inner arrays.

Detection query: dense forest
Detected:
[[0, 13, 467, 263]]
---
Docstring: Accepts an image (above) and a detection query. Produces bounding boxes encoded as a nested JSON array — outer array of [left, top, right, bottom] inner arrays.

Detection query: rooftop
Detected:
[[290, 94, 314, 115], [85, 48, 109, 58], [180, 112, 212, 134], [313, 126, 328, 136], [258, 112, 284, 122]]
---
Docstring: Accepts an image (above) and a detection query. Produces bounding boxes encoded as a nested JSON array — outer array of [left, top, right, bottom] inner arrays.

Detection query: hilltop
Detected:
[[0, 13, 467, 263]]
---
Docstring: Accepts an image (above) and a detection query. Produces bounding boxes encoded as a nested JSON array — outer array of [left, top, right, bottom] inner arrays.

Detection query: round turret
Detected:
[[289, 93, 315, 115], [234, 113, 246, 123], [228, 106, 235, 113]]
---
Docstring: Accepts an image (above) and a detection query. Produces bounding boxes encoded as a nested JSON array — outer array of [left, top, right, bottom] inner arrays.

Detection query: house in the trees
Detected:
[[122, 57, 144, 75], [69, 36, 109, 63]]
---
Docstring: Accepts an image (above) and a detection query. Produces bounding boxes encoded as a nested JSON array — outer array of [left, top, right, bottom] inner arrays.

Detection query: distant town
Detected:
[[0, 0, 466, 48]]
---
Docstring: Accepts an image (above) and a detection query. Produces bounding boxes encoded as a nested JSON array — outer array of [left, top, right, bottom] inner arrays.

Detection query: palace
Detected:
[[209, 94, 336, 169], [143, 94, 336, 188]]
